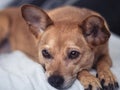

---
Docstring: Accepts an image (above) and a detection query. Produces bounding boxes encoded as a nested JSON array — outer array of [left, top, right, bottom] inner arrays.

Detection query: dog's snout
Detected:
[[48, 75, 64, 88]]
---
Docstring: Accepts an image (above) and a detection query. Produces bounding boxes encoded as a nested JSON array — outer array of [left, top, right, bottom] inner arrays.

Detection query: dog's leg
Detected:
[[96, 55, 119, 90], [78, 70, 102, 90]]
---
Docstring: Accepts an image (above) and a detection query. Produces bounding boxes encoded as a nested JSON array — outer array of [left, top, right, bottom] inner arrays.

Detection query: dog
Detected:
[[0, 5, 119, 90]]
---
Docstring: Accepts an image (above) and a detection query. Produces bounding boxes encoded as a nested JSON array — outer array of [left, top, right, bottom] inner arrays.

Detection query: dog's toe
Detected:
[[85, 84, 92, 90], [97, 70, 119, 90], [85, 84, 103, 90], [115, 82, 119, 88], [79, 74, 102, 90]]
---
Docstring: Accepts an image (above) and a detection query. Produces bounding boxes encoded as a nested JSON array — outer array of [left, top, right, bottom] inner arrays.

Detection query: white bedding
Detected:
[[0, 34, 120, 90]]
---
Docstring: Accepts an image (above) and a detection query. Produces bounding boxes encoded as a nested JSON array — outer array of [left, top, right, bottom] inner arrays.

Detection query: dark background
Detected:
[[9, 0, 120, 36]]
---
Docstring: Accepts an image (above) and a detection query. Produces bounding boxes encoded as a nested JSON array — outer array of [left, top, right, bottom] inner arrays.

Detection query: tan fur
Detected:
[[0, 8, 39, 61], [0, 5, 118, 90]]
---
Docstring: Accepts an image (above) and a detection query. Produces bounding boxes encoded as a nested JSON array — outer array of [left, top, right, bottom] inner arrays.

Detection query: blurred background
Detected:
[[0, 0, 120, 36]]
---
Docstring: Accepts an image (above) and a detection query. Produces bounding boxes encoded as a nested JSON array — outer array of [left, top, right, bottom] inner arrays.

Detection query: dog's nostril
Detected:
[[48, 75, 64, 88]]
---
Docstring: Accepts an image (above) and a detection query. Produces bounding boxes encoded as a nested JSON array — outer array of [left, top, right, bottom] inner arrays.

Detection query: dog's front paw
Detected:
[[96, 69, 119, 90], [78, 74, 102, 90]]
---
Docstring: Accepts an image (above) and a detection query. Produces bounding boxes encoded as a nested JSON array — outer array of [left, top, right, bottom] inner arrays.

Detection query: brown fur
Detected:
[[0, 5, 118, 90], [0, 8, 39, 61]]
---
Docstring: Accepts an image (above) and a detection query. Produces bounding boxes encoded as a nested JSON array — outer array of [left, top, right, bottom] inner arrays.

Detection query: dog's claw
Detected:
[[100, 79, 119, 90], [99, 88, 103, 90], [97, 87, 103, 90], [96, 73, 98, 78], [84, 84, 103, 90], [89, 84, 92, 90], [85, 85, 92, 90], [109, 84, 114, 90], [115, 82, 119, 88], [97, 69, 119, 90], [100, 79, 105, 87], [103, 85, 108, 90], [78, 71, 102, 90]]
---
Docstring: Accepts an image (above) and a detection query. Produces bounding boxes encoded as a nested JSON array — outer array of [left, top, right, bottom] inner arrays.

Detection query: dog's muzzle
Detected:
[[48, 75, 64, 89]]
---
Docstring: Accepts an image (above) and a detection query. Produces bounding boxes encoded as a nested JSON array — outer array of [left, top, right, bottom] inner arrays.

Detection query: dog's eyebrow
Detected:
[[48, 39, 56, 46], [41, 45, 51, 49]]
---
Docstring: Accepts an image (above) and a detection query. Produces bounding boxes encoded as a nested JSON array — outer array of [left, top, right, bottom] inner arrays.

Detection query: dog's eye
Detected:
[[42, 49, 52, 59], [68, 50, 80, 59]]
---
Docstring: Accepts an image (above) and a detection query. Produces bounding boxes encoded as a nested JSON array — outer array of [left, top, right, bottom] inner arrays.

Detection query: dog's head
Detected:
[[21, 5, 110, 89]]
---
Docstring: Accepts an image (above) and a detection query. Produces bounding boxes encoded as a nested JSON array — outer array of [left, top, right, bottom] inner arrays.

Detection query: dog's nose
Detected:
[[48, 75, 64, 89]]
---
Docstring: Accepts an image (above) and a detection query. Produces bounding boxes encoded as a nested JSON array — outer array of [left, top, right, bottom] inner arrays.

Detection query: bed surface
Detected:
[[0, 34, 120, 90]]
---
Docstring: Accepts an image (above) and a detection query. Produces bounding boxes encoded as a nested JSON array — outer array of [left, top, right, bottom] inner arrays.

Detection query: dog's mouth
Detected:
[[47, 74, 76, 89]]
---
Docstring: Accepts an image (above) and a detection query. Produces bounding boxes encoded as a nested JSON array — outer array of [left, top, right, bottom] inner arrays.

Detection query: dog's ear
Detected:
[[80, 15, 110, 46], [21, 4, 53, 38]]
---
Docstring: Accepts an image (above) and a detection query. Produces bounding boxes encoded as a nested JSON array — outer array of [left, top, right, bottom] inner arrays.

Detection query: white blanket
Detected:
[[0, 34, 120, 90]]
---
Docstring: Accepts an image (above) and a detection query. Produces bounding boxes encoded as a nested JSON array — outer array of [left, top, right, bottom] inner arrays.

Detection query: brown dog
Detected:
[[0, 5, 119, 90]]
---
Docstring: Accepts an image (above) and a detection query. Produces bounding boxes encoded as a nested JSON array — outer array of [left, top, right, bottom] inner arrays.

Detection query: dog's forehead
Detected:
[[40, 23, 86, 48], [47, 23, 82, 38]]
